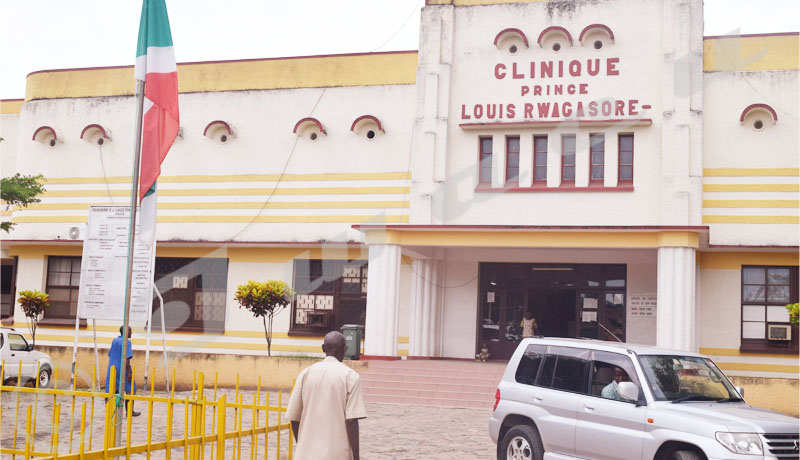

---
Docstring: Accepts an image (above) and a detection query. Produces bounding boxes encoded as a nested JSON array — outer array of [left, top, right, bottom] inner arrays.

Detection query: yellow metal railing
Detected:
[[0, 361, 294, 459]]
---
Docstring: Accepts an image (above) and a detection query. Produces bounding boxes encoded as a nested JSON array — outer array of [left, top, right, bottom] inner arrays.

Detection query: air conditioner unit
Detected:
[[767, 324, 791, 341]]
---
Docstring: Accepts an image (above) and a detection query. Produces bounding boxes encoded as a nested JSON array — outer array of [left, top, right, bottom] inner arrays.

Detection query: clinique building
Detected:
[[1, 0, 797, 406]]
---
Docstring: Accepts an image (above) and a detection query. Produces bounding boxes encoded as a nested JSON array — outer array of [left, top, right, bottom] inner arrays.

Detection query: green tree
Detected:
[[17, 290, 50, 348], [1, 173, 46, 232], [234, 280, 294, 356]]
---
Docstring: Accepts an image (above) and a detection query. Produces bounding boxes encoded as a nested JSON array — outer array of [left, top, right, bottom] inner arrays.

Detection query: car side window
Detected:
[[515, 344, 546, 385], [535, 346, 590, 394], [8, 333, 28, 351], [536, 354, 557, 387], [591, 351, 641, 402], [550, 347, 590, 393]]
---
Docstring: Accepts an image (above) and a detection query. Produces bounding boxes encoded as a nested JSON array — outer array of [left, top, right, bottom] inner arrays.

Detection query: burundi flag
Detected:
[[134, 0, 179, 245]]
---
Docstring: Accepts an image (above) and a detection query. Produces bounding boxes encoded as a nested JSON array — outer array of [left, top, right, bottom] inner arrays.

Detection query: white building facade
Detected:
[[1, 0, 797, 403]]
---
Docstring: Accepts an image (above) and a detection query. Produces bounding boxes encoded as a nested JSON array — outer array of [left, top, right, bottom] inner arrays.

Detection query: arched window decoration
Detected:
[[350, 115, 384, 140], [537, 26, 573, 53], [579, 24, 615, 51], [80, 124, 111, 146], [293, 117, 326, 142], [739, 104, 778, 132], [203, 120, 235, 144], [32, 126, 61, 147], [494, 28, 529, 55]]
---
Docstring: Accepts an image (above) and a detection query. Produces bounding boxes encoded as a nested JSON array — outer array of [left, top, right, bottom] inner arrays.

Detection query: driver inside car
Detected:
[[601, 366, 629, 400]]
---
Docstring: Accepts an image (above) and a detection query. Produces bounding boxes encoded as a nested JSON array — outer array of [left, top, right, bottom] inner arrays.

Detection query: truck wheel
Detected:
[[670, 449, 703, 460], [37, 369, 51, 388], [500, 425, 543, 460]]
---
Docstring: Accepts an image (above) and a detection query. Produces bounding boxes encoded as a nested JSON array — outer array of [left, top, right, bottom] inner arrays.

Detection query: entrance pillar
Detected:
[[409, 259, 442, 357], [364, 244, 401, 357], [657, 247, 697, 352]]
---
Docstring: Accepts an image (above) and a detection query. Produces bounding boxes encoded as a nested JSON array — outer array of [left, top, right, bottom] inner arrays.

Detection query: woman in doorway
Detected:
[[520, 310, 539, 338]]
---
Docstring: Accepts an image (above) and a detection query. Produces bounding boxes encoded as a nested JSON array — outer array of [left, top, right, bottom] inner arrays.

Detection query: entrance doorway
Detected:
[[478, 263, 627, 360]]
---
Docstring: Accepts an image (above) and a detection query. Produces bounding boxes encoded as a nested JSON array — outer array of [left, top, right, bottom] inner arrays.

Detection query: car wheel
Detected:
[[500, 425, 543, 460], [37, 369, 51, 388], [670, 449, 703, 460]]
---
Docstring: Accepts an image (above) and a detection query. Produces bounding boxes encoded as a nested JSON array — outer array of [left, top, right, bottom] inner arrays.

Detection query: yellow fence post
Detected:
[[24, 405, 32, 460], [79, 402, 87, 460], [13, 360, 22, 460], [216, 394, 226, 459], [53, 403, 61, 459], [264, 391, 269, 460], [276, 391, 282, 460]]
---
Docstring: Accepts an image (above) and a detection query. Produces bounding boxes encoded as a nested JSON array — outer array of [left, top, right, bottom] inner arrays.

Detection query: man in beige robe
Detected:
[[287, 331, 367, 460]]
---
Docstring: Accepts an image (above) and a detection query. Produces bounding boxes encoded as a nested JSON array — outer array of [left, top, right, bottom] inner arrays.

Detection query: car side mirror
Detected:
[[27, 344, 34, 352], [617, 382, 639, 402], [735, 386, 745, 398]]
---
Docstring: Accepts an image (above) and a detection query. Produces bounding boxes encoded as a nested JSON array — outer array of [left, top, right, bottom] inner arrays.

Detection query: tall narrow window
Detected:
[[45, 256, 81, 319], [506, 136, 520, 183], [534, 136, 547, 185], [590, 134, 604, 183], [479, 137, 493, 184], [561, 135, 576, 183], [619, 134, 634, 182]]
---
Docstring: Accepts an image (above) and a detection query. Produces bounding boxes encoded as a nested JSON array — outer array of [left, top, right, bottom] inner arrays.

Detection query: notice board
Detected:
[[76, 206, 155, 323]]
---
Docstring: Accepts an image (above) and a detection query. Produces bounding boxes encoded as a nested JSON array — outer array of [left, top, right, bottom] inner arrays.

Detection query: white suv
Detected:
[[1, 327, 52, 387], [489, 338, 799, 460]]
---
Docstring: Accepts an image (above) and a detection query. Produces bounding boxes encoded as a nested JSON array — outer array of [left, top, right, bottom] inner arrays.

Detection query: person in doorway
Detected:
[[520, 310, 539, 338], [287, 331, 367, 460], [601, 366, 629, 401], [105, 326, 139, 417]]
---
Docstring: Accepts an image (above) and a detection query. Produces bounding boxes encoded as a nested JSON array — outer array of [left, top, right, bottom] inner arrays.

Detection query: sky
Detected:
[[1, 0, 798, 100]]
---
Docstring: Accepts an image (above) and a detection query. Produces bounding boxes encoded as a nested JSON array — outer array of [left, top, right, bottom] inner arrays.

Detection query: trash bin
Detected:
[[341, 324, 364, 360]]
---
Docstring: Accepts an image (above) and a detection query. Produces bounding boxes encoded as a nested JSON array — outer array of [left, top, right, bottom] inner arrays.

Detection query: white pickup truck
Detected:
[[1, 327, 52, 387]]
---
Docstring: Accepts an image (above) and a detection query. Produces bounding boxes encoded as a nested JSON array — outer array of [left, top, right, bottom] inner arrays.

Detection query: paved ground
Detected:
[[2, 388, 496, 459]]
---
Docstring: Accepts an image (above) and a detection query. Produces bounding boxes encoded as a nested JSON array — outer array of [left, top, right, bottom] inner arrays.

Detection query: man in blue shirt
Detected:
[[106, 326, 139, 416]]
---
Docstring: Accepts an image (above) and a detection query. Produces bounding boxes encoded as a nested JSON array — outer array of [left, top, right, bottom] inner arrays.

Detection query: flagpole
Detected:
[[117, 78, 146, 443]]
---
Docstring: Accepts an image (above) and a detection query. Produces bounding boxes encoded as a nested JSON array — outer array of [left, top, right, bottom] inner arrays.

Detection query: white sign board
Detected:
[[629, 294, 657, 317], [77, 206, 155, 323]]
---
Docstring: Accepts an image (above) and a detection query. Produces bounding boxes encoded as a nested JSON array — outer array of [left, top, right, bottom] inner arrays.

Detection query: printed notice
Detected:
[[629, 294, 657, 317], [77, 206, 155, 323]]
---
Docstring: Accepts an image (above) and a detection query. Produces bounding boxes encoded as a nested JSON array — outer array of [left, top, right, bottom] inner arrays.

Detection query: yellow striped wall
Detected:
[[8, 172, 412, 226], [6, 323, 411, 357], [702, 168, 799, 225]]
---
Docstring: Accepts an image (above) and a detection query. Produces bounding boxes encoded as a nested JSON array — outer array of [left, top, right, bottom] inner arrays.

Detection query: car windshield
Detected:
[[638, 355, 739, 402]]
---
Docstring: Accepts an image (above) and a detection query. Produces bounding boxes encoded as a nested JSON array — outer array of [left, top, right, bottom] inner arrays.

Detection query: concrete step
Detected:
[[359, 371, 500, 387], [363, 385, 495, 401], [358, 359, 504, 408], [364, 392, 494, 410], [363, 378, 497, 394]]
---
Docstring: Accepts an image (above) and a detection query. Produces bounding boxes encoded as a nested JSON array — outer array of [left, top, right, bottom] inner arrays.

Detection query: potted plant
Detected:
[[17, 290, 49, 348], [234, 280, 294, 356]]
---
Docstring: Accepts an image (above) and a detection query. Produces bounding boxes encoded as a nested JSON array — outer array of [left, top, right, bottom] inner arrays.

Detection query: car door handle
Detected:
[[532, 395, 543, 402], [583, 404, 595, 411]]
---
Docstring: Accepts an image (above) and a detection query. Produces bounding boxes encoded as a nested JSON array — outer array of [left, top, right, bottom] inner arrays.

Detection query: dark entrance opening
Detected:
[[478, 263, 627, 360]]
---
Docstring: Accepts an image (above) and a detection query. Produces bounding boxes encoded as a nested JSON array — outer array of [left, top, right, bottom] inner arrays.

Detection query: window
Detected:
[[506, 136, 520, 183], [479, 137, 493, 184], [291, 260, 368, 334], [515, 344, 546, 385], [741, 266, 798, 352], [618, 134, 633, 182], [590, 134, 604, 183], [8, 333, 29, 351], [45, 256, 81, 319], [561, 135, 576, 183], [534, 136, 547, 185], [536, 346, 590, 394], [151, 257, 229, 333], [590, 351, 641, 402]]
